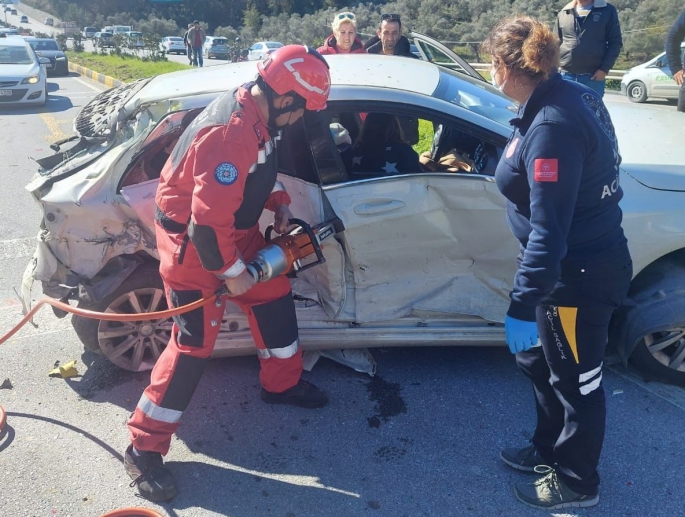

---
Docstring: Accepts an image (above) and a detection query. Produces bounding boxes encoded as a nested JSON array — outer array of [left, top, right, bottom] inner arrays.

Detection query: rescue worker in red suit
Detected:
[[123, 45, 332, 502]]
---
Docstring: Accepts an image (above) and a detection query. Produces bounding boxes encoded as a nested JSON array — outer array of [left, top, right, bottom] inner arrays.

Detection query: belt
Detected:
[[155, 204, 187, 233]]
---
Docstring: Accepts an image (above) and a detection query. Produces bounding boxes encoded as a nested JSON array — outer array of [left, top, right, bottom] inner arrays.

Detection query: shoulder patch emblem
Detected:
[[214, 162, 238, 185], [534, 158, 558, 182]]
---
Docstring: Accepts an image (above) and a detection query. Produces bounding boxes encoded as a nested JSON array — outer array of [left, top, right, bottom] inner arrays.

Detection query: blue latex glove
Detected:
[[505, 316, 538, 354]]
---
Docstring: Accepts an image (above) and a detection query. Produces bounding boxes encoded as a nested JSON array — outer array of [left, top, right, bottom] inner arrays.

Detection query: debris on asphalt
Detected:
[[48, 360, 79, 378], [613, 388, 624, 395], [0, 378, 12, 389]]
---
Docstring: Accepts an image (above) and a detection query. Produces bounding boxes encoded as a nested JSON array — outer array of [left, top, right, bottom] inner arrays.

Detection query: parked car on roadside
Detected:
[[247, 41, 283, 60], [21, 48, 685, 389], [0, 36, 49, 105], [83, 27, 98, 39], [160, 36, 185, 54], [93, 31, 114, 48], [621, 43, 685, 103], [203, 36, 229, 60], [24, 37, 69, 76]]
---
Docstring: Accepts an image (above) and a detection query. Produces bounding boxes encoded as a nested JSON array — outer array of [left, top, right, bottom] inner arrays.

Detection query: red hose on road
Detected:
[[99, 508, 166, 517]]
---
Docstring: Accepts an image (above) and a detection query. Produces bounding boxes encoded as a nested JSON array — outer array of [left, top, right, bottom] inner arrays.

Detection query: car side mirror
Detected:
[[653, 58, 664, 68], [38, 57, 50, 64]]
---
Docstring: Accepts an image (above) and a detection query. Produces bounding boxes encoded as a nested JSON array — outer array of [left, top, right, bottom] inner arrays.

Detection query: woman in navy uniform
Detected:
[[483, 16, 632, 510]]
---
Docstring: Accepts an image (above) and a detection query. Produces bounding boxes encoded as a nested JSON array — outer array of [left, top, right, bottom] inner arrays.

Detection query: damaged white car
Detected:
[[22, 54, 685, 387]]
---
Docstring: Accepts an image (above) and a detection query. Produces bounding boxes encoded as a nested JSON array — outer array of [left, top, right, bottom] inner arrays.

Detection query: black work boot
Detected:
[[261, 379, 328, 408], [125, 444, 178, 502]]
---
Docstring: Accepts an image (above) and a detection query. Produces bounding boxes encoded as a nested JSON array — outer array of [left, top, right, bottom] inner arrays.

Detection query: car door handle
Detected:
[[354, 199, 405, 215]]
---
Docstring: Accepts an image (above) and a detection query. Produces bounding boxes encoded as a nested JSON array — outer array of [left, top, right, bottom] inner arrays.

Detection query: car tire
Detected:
[[677, 86, 685, 112], [630, 327, 685, 386], [627, 81, 647, 103], [71, 264, 172, 372], [41, 85, 48, 106], [611, 257, 685, 386]]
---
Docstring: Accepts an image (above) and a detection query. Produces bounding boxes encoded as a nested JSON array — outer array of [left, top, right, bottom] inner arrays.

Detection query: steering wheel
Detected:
[[472, 142, 488, 174]]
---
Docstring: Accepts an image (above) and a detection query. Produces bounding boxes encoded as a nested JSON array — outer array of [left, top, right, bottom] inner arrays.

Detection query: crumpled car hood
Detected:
[[622, 163, 685, 192]]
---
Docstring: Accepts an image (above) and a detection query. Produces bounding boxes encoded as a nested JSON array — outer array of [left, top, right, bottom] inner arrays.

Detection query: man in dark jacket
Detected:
[[364, 14, 419, 144], [665, 9, 685, 111], [364, 14, 417, 58], [555, 0, 622, 97]]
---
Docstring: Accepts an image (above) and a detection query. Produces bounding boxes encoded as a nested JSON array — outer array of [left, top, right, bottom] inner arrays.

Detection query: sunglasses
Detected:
[[381, 13, 401, 22], [337, 13, 356, 21]]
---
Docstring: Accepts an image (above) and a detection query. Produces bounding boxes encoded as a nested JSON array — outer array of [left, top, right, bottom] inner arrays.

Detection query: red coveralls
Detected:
[[127, 86, 303, 455]]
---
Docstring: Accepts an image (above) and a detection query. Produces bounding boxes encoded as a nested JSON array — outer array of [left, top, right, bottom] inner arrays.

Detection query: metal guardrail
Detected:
[[468, 63, 625, 81]]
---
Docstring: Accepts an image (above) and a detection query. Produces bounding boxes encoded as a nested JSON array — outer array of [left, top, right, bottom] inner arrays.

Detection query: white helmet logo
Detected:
[[283, 57, 328, 95]]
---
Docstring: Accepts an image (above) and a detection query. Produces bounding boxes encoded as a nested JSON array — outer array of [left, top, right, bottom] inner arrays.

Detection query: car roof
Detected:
[[1, 37, 30, 48], [131, 54, 442, 109]]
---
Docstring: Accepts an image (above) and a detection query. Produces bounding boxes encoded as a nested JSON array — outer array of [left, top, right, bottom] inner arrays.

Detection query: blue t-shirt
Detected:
[[494, 72, 626, 321]]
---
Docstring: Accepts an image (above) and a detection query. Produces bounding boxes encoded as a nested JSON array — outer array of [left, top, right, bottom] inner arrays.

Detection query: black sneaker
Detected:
[[261, 379, 329, 408], [500, 444, 549, 472], [514, 465, 600, 510], [124, 444, 178, 502]]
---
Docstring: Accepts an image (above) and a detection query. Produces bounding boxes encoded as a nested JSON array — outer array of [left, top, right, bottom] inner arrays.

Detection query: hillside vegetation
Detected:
[[21, 0, 683, 66]]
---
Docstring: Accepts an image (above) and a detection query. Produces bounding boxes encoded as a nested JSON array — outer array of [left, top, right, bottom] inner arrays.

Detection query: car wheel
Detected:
[[631, 326, 685, 386], [41, 85, 48, 106], [71, 264, 172, 372], [677, 87, 685, 113], [627, 81, 647, 103]]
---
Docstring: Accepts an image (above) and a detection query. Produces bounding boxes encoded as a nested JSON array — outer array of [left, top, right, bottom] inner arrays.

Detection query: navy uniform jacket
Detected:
[[495, 73, 627, 321], [665, 9, 685, 76]]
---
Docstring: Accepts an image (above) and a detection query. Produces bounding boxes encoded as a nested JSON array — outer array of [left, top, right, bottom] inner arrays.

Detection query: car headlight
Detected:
[[21, 75, 40, 84], [56, 56, 66, 61]]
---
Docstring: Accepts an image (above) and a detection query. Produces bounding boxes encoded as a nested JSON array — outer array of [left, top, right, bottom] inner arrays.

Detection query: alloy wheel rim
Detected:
[[644, 328, 685, 372], [97, 288, 172, 371]]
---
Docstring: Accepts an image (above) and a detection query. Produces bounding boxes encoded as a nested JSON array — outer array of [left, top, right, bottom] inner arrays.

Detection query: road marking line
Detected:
[[39, 113, 69, 143], [73, 76, 106, 92]]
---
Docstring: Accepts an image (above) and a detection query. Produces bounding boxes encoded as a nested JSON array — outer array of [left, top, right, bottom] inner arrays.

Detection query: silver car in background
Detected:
[[0, 36, 49, 106], [621, 43, 685, 103]]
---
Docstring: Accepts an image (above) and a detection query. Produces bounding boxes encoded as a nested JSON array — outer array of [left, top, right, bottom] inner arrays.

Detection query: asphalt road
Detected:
[[2, 9, 685, 517]]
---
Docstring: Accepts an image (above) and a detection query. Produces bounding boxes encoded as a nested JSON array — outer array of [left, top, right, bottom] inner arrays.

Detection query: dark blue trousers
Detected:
[[515, 244, 632, 495]]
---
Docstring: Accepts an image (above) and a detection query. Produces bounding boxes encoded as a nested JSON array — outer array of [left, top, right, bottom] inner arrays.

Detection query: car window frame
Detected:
[[311, 99, 508, 187]]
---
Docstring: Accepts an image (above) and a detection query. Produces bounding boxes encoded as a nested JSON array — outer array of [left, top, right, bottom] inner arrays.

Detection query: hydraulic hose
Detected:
[[99, 509, 166, 517], [0, 286, 228, 347]]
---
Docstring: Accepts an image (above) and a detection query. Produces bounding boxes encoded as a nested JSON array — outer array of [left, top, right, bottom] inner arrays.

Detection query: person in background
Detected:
[[123, 46, 331, 503], [364, 13, 419, 145], [483, 16, 632, 510], [317, 11, 366, 55], [182, 23, 193, 65], [187, 20, 206, 67], [555, 0, 622, 97], [665, 8, 685, 111], [364, 13, 416, 58], [344, 112, 421, 177]]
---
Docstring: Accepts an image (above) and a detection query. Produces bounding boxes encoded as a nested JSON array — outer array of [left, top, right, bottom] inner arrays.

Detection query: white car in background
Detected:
[[247, 41, 283, 60], [160, 36, 185, 55], [621, 43, 685, 103], [0, 36, 49, 106]]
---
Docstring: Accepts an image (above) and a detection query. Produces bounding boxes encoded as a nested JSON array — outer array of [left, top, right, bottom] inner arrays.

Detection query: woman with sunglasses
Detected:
[[317, 12, 366, 55]]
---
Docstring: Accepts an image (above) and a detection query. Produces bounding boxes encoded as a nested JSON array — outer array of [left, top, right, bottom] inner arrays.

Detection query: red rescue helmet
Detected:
[[257, 45, 331, 111]]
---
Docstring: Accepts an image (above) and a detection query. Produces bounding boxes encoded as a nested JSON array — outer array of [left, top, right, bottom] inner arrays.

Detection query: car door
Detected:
[[648, 53, 678, 98], [309, 101, 518, 324], [410, 32, 484, 81]]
